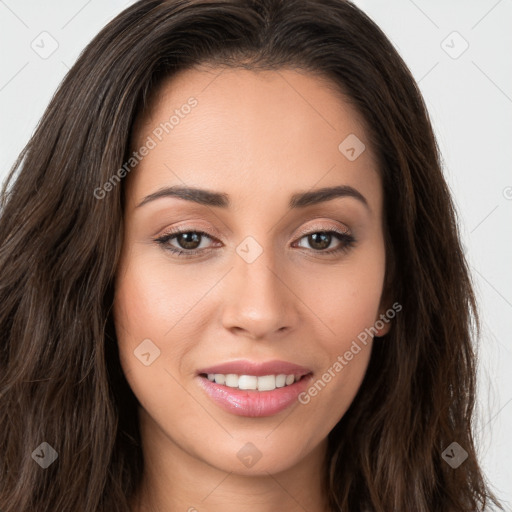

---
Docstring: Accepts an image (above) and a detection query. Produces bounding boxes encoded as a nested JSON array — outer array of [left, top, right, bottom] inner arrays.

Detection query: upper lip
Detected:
[[197, 359, 312, 377]]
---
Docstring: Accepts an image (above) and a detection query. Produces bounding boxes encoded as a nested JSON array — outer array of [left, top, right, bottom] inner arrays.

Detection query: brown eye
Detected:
[[294, 230, 355, 254], [305, 232, 332, 250], [173, 232, 203, 250], [154, 229, 217, 257]]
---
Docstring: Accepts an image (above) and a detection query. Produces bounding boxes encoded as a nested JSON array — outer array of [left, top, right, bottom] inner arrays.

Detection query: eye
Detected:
[[293, 228, 356, 255], [154, 229, 218, 258]]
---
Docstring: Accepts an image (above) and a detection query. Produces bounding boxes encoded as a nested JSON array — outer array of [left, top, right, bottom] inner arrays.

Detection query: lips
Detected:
[[196, 359, 313, 417]]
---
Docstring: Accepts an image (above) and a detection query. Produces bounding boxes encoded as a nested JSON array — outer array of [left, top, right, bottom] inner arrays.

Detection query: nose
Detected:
[[220, 241, 300, 341]]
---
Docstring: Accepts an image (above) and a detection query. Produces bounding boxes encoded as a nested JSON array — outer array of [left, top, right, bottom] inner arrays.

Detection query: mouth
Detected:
[[196, 360, 313, 417]]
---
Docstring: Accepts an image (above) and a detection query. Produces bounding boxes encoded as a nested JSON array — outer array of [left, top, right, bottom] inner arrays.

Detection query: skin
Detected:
[[113, 66, 391, 512]]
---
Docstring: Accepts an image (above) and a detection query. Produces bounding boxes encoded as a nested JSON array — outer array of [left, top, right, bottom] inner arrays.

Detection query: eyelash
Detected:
[[154, 226, 356, 259]]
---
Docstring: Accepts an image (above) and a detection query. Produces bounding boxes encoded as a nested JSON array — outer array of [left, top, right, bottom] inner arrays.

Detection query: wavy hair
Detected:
[[0, 0, 502, 510]]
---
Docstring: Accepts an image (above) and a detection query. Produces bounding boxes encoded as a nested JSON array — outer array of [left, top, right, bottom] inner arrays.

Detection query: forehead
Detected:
[[126, 66, 380, 211]]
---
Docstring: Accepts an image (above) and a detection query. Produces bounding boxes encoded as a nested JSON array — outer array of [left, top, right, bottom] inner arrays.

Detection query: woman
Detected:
[[0, 0, 503, 510]]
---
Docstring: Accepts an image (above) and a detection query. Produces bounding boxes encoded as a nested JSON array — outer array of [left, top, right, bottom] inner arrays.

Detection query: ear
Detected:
[[375, 252, 397, 337], [374, 287, 396, 338], [374, 307, 392, 337]]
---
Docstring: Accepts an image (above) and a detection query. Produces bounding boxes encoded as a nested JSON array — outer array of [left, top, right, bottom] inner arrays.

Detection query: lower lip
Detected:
[[197, 374, 313, 417]]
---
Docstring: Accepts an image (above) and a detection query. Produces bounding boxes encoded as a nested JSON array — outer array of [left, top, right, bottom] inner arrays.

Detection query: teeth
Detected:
[[205, 373, 301, 391], [225, 374, 238, 387], [275, 374, 286, 388], [257, 375, 276, 391], [238, 375, 258, 390]]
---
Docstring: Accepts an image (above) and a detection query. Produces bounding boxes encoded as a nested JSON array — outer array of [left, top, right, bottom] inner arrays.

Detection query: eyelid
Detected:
[[154, 222, 222, 241], [294, 221, 351, 238]]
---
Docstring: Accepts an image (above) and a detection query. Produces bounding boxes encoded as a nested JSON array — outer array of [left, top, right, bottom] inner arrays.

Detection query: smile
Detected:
[[196, 360, 313, 417]]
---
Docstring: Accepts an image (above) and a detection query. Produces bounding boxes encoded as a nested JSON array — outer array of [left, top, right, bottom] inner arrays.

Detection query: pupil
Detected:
[[309, 232, 330, 250], [179, 232, 201, 249]]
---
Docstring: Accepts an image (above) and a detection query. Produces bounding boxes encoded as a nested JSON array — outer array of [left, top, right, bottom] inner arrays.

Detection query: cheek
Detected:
[[112, 246, 239, 429], [113, 245, 212, 339], [307, 246, 386, 345], [296, 244, 385, 406], [112, 253, 206, 430]]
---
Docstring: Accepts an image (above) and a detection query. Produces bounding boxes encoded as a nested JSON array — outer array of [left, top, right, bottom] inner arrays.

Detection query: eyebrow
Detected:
[[136, 184, 369, 210]]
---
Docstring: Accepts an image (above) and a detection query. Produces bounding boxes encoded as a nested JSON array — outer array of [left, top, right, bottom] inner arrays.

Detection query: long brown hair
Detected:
[[0, 0, 502, 510]]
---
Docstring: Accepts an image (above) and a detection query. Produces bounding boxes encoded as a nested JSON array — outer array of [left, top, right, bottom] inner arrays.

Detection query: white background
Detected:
[[1, 0, 511, 508]]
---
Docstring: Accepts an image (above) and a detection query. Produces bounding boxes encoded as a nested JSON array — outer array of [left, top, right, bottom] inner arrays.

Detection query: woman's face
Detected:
[[114, 66, 390, 477]]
